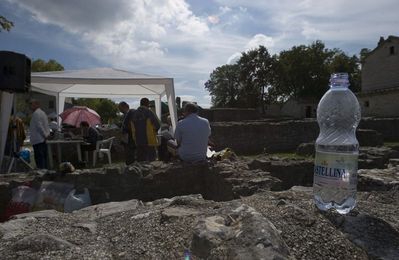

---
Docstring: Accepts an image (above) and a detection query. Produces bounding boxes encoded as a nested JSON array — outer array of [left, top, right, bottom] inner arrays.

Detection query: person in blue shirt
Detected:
[[174, 103, 211, 163]]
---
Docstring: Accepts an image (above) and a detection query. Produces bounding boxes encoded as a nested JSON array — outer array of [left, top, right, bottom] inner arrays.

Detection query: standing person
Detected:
[[174, 102, 211, 163], [29, 99, 50, 169], [118, 101, 136, 165], [6, 115, 26, 156], [133, 98, 160, 161]]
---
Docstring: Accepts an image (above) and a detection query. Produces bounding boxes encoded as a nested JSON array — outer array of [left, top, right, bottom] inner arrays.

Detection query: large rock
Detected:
[[358, 166, 399, 191], [359, 146, 399, 169], [191, 204, 292, 259], [296, 142, 315, 156], [13, 233, 75, 252], [1, 189, 397, 259], [248, 157, 314, 189]]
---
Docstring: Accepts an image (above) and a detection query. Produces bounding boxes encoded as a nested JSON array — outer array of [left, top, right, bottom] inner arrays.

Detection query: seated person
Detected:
[[172, 103, 211, 163], [158, 116, 174, 162], [80, 121, 102, 152], [49, 118, 58, 131]]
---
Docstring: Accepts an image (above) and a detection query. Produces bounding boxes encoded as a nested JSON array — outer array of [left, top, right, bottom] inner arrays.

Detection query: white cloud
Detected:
[[200, 95, 212, 108], [179, 95, 197, 102], [301, 21, 321, 39], [245, 34, 275, 50], [226, 34, 275, 64], [208, 15, 220, 24], [227, 52, 241, 64], [5, 0, 399, 107], [214, 0, 399, 51]]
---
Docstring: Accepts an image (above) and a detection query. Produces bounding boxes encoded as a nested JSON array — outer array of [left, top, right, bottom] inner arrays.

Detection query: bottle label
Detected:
[[314, 151, 358, 190]]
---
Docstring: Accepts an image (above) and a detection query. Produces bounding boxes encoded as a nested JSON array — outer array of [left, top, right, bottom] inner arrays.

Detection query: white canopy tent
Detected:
[[1, 68, 178, 171], [30, 68, 178, 130]]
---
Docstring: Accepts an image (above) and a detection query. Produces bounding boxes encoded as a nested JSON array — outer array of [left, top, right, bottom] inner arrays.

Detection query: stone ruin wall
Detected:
[[59, 110, 399, 161], [209, 116, 399, 155], [359, 117, 399, 141], [211, 120, 319, 154]]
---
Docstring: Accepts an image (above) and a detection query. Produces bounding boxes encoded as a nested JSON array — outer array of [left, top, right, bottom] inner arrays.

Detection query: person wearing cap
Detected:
[[132, 98, 160, 161], [29, 99, 50, 169]]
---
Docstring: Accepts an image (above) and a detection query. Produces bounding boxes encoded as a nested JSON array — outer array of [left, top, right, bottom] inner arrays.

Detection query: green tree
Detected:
[[205, 64, 241, 107], [205, 41, 362, 107], [31, 59, 64, 72], [205, 46, 276, 109], [72, 98, 119, 124], [359, 48, 371, 64], [238, 45, 276, 110], [328, 50, 361, 92], [273, 41, 334, 101], [0, 16, 13, 32]]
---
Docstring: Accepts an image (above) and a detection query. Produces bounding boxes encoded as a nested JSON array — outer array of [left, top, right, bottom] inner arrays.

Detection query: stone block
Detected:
[[296, 142, 315, 156]]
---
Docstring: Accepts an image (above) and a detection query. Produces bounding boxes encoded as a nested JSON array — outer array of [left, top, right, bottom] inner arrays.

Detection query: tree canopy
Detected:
[[72, 98, 119, 124], [205, 64, 241, 108], [205, 46, 276, 109], [205, 41, 362, 108], [0, 16, 13, 32], [31, 59, 64, 72]]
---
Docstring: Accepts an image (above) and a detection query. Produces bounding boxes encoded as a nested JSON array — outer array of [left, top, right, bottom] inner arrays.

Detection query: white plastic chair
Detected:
[[92, 137, 115, 167]]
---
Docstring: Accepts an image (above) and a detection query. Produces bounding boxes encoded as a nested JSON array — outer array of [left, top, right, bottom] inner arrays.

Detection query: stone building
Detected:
[[265, 35, 399, 119], [357, 35, 399, 117]]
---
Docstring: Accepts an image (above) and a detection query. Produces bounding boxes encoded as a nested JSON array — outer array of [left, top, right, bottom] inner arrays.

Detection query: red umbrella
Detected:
[[60, 106, 101, 127]]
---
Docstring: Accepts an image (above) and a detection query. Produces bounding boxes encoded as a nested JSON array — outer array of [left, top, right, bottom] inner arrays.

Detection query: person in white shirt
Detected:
[[29, 99, 50, 169], [174, 103, 211, 163]]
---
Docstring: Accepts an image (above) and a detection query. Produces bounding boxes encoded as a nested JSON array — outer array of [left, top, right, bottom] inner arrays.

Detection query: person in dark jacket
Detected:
[[80, 121, 102, 152], [118, 101, 136, 165], [132, 98, 160, 161]]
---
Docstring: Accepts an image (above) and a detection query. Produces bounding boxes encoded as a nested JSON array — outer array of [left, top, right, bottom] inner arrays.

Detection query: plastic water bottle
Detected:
[[313, 73, 361, 214]]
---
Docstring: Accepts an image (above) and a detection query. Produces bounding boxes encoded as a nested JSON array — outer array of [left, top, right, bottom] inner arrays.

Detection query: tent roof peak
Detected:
[[32, 67, 171, 80]]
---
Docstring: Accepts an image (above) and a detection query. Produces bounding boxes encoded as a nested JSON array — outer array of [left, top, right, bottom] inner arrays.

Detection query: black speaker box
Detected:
[[0, 51, 31, 93]]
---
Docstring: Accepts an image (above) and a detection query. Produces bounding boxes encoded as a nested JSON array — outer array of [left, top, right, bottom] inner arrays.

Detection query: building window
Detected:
[[389, 46, 395, 55], [305, 106, 312, 118], [364, 100, 370, 108], [49, 100, 55, 109]]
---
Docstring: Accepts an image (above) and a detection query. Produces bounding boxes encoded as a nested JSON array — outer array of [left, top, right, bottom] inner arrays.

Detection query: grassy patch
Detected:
[[384, 142, 399, 147], [270, 152, 313, 159], [242, 152, 313, 160]]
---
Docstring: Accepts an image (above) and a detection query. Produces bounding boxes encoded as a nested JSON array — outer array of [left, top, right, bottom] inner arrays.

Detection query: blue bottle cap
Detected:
[[184, 249, 191, 260]]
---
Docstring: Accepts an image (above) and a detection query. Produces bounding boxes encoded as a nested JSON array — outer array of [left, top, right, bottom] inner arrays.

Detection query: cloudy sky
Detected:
[[1, 0, 398, 107]]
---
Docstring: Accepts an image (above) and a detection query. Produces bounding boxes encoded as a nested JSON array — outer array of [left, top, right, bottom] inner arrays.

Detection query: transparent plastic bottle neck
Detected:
[[329, 73, 349, 90]]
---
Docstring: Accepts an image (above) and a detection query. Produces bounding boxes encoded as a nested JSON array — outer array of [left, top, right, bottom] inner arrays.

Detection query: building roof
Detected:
[[356, 85, 399, 97], [364, 35, 399, 60]]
